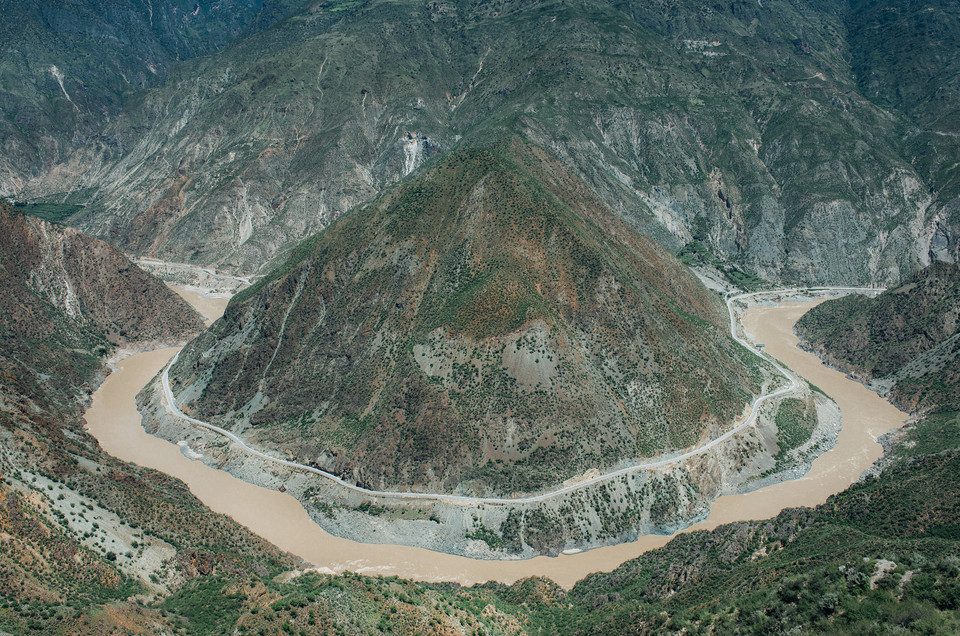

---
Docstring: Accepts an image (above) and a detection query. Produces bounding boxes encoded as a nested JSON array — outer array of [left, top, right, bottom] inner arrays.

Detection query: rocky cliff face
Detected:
[[0, 0, 306, 199], [163, 140, 763, 495], [8, 0, 958, 285]]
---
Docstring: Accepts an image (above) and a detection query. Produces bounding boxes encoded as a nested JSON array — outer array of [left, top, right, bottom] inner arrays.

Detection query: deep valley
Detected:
[[2, 0, 959, 634]]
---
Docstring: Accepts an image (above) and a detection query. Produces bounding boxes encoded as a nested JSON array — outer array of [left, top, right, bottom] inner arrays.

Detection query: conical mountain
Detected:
[[167, 140, 759, 495]]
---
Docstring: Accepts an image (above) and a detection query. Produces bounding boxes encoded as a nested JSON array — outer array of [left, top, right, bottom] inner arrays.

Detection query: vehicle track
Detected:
[[159, 286, 880, 505]]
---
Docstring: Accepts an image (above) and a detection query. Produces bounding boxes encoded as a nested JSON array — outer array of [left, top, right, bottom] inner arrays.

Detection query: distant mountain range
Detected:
[[4, 0, 958, 284]]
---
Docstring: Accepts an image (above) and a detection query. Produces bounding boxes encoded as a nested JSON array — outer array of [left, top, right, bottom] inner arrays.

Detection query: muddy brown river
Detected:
[[84, 297, 906, 589]]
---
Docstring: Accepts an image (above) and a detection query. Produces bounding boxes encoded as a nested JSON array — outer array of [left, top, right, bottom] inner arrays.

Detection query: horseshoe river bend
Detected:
[[83, 288, 906, 589]]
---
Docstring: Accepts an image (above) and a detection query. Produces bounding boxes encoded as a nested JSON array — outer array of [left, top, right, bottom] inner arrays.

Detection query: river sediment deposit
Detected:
[[84, 293, 907, 588]]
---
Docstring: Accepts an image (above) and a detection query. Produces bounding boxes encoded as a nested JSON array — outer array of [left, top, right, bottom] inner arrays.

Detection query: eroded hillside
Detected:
[[0, 203, 205, 347], [9, 0, 956, 284]]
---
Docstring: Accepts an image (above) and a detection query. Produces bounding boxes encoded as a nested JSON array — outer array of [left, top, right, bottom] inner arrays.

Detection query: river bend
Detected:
[[84, 292, 906, 588]]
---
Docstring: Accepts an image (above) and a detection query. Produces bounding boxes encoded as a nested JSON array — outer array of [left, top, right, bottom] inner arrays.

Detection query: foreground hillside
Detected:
[[8, 0, 957, 284], [163, 139, 762, 496], [0, 200, 206, 426]]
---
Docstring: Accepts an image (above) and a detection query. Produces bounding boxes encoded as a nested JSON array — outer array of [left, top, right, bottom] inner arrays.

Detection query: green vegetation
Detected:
[[356, 501, 387, 516], [150, 256, 960, 635], [895, 410, 960, 460], [0, 201, 287, 633], [1, 222, 958, 636], [161, 577, 245, 635], [466, 523, 505, 550], [5, 0, 960, 631], [28, 400, 950, 635], [774, 397, 816, 454], [12, 202, 83, 224], [228, 232, 323, 307], [678, 241, 770, 291]]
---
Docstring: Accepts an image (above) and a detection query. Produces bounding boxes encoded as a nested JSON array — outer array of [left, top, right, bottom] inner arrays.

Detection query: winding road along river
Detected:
[[84, 294, 906, 589]]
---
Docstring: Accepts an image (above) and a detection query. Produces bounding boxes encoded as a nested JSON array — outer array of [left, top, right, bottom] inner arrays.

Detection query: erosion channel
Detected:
[[84, 291, 907, 589]]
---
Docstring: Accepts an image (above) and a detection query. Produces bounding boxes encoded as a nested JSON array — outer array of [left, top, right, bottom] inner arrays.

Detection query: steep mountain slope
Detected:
[[537, 447, 960, 634], [0, 198, 203, 442], [16, 0, 955, 284], [164, 140, 760, 495], [0, 200, 298, 633], [796, 261, 960, 414], [1, 202, 205, 348], [844, 0, 960, 266], [2, 221, 956, 635], [183, 288, 960, 634], [847, 0, 960, 205], [0, 0, 308, 198]]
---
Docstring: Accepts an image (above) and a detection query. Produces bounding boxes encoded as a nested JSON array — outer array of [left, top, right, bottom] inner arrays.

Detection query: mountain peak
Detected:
[[166, 140, 758, 495]]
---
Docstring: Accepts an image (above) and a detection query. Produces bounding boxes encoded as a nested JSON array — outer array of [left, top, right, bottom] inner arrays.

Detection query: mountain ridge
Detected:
[[1, 202, 205, 348], [6, 0, 957, 284]]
